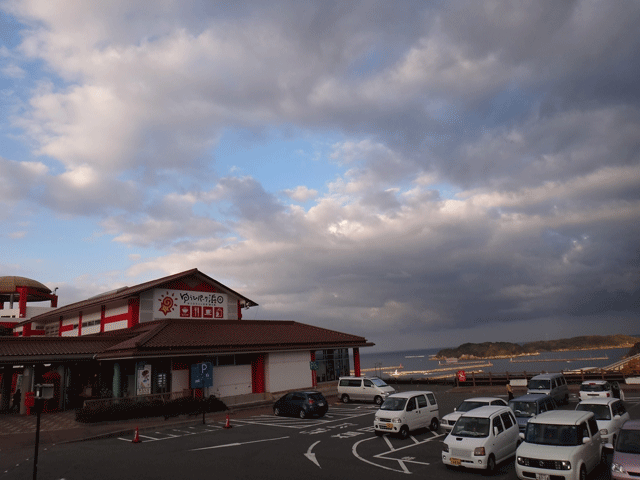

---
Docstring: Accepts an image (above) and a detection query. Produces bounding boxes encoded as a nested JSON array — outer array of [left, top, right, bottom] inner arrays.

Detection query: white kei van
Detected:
[[337, 376, 395, 405], [527, 373, 569, 405], [374, 391, 440, 439], [442, 406, 520, 472]]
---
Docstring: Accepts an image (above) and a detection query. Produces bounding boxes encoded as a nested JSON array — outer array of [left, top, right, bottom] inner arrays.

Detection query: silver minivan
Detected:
[[338, 376, 395, 405], [527, 373, 569, 405]]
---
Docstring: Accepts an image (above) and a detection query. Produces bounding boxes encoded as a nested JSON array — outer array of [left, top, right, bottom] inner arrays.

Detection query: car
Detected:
[[337, 376, 395, 405], [608, 419, 640, 480], [442, 406, 520, 473], [527, 372, 569, 405], [441, 397, 508, 432], [576, 397, 630, 446], [516, 410, 602, 480], [373, 390, 440, 439], [509, 393, 557, 432], [579, 380, 624, 401], [273, 391, 328, 418]]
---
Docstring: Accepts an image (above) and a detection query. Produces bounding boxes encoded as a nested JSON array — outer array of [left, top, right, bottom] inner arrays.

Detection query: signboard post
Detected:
[[191, 362, 214, 424]]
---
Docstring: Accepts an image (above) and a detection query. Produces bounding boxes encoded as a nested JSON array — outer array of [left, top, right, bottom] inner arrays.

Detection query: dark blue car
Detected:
[[273, 391, 328, 418]]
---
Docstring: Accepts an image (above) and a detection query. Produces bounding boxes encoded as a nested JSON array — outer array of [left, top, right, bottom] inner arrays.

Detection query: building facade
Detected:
[[0, 270, 372, 413]]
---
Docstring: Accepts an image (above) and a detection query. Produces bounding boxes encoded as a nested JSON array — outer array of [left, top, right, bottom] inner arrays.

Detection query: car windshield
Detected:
[[510, 401, 537, 417], [616, 429, 640, 454], [580, 383, 607, 392], [576, 403, 611, 420], [380, 397, 407, 411], [457, 400, 488, 412], [525, 423, 579, 446], [451, 417, 490, 438], [371, 378, 389, 387], [528, 379, 550, 390]]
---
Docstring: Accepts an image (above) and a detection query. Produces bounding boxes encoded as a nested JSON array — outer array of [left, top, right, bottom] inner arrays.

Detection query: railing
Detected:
[[385, 369, 639, 387], [82, 389, 191, 410]]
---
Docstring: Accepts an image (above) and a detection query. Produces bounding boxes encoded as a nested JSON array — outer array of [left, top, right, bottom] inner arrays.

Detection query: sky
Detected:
[[1, 1, 639, 353]]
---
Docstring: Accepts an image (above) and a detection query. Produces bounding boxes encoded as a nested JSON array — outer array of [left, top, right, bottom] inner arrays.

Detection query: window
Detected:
[[501, 412, 514, 429], [417, 395, 428, 408], [364, 379, 373, 387], [407, 397, 417, 411], [493, 416, 504, 435], [427, 393, 437, 405], [587, 417, 599, 437]]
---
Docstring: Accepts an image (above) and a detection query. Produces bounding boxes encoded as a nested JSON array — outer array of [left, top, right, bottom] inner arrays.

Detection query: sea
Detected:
[[358, 347, 631, 380]]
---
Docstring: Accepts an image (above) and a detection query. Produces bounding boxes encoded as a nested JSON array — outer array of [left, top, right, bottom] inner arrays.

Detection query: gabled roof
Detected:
[[97, 319, 374, 360], [0, 336, 122, 363], [0, 319, 374, 364], [19, 269, 258, 326]]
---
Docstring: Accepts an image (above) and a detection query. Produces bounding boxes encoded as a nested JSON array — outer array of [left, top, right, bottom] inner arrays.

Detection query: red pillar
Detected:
[[310, 351, 317, 387], [17, 287, 27, 318], [353, 348, 361, 377], [77, 311, 82, 336], [128, 298, 140, 328], [100, 306, 106, 333], [237, 300, 242, 320], [251, 354, 265, 393]]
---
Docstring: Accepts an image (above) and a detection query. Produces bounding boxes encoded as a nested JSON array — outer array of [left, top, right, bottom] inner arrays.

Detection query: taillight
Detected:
[[308, 399, 315, 404]]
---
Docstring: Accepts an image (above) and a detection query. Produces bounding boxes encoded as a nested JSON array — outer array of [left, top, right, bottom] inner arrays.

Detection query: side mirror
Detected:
[[494, 427, 499, 436], [603, 443, 614, 452], [519, 432, 525, 440], [582, 437, 590, 444]]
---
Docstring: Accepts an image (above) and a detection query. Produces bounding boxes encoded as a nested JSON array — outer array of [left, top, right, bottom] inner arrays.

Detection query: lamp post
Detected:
[[32, 384, 54, 480]]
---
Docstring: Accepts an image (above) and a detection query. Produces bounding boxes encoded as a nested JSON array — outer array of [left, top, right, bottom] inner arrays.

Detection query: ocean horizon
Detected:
[[358, 346, 631, 379]]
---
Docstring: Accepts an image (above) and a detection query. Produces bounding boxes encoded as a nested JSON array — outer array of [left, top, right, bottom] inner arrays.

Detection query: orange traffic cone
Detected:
[[223, 414, 232, 429], [132, 426, 142, 443]]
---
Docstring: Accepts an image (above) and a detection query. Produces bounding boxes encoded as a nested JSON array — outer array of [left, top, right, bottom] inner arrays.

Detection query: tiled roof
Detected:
[[22, 269, 258, 325], [98, 319, 374, 359], [0, 319, 374, 363], [0, 337, 122, 363]]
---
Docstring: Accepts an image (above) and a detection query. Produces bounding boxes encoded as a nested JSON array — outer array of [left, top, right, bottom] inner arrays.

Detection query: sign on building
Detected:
[[191, 362, 214, 389], [137, 364, 152, 395], [154, 289, 227, 319]]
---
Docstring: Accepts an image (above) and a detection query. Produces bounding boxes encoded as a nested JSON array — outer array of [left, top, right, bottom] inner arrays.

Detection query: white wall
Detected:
[[205, 365, 252, 398], [171, 369, 189, 393], [266, 351, 312, 393]]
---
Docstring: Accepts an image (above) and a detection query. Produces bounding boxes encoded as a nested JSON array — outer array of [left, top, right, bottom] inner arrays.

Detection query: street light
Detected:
[[32, 384, 54, 480]]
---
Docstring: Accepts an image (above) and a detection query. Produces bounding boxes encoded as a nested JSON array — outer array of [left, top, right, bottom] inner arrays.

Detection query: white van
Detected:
[[527, 373, 569, 405], [442, 406, 520, 472], [337, 376, 395, 405], [374, 390, 440, 439]]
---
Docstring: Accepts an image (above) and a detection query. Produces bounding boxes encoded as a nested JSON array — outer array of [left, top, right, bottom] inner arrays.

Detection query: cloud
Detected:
[[1, 1, 639, 350]]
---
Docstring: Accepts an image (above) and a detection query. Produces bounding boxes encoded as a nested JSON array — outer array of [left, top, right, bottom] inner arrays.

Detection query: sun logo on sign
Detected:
[[158, 291, 177, 316]]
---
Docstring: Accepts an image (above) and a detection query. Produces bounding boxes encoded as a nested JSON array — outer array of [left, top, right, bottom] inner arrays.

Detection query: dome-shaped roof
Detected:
[[0, 276, 53, 303]]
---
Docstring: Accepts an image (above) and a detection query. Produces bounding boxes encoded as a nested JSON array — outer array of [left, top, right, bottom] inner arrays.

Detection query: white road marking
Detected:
[[190, 436, 290, 451], [304, 441, 321, 468]]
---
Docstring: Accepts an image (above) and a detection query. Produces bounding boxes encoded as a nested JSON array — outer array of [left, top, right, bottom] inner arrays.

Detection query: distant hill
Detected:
[[434, 335, 639, 359]]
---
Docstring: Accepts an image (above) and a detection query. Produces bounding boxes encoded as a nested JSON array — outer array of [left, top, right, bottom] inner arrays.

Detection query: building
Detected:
[[0, 269, 372, 413]]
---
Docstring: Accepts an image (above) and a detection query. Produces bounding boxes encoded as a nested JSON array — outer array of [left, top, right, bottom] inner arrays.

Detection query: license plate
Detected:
[[386, 423, 393, 429], [318, 402, 325, 406], [535, 474, 550, 480], [450, 458, 461, 466]]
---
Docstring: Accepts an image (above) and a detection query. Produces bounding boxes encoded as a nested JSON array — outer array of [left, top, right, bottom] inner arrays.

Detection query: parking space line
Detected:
[[190, 435, 290, 451]]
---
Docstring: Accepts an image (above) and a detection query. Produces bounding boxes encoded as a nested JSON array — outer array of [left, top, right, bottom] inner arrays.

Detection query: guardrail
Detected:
[[82, 390, 191, 410], [385, 369, 640, 387]]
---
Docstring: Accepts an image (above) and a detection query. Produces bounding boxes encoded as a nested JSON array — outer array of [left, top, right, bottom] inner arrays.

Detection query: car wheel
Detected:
[[341, 394, 350, 403], [299, 408, 307, 419], [398, 425, 409, 440], [579, 465, 586, 480], [274, 407, 280, 416], [485, 454, 496, 474], [430, 417, 440, 432], [374, 395, 383, 405]]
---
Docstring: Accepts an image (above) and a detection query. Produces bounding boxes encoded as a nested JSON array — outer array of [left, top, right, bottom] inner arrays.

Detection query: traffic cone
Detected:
[[132, 426, 142, 443], [223, 414, 232, 429]]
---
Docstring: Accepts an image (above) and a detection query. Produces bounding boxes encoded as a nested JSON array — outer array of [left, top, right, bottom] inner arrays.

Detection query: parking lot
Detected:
[[3, 386, 639, 479]]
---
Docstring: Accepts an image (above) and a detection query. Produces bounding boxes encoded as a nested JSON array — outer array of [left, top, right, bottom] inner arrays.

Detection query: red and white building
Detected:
[[0, 269, 372, 413]]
